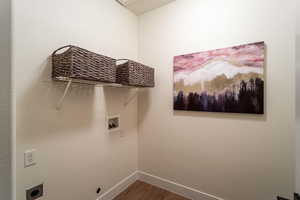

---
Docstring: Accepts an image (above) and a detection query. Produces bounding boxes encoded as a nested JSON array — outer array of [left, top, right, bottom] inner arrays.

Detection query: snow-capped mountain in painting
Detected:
[[174, 60, 263, 85], [173, 42, 265, 114]]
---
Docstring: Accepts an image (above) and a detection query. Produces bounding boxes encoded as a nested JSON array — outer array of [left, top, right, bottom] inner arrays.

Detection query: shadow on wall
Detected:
[[137, 89, 151, 125], [173, 110, 266, 121], [17, 56, 97, 142], [103, 86, 139, 134], [18, 55, 140, 143]]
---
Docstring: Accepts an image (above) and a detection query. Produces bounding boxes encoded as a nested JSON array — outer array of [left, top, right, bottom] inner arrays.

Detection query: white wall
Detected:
[[297, 0, 300, 119], [12, 0, 139, 200], [0, 0, 12, 198], [138, 0, 295, 199], [296, 0, 300, 193]]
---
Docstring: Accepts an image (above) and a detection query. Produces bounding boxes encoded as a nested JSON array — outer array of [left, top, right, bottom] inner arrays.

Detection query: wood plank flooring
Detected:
[[113, 180, 190, 200]]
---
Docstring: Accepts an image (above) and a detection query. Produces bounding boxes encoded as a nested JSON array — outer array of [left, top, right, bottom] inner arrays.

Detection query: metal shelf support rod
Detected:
[[56, 80, 72, 110]]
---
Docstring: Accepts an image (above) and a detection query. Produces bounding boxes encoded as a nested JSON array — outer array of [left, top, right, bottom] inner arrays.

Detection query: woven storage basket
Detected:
[[116, 59, 155, 87], [52, 45, 116, 83]]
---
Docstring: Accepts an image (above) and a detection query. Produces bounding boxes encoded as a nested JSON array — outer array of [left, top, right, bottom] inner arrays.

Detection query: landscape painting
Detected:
[[174, 42, 265, 114]]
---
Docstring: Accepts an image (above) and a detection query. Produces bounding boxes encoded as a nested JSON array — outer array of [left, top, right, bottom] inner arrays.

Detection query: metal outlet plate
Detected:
[[26, 184, 43, 200]]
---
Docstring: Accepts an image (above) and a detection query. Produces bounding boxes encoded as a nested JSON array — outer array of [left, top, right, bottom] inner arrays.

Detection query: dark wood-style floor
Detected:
[[113, 181, 190, 200]]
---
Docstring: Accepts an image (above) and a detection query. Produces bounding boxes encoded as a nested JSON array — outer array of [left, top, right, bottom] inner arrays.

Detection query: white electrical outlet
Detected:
[[24, 149, 36, 168]]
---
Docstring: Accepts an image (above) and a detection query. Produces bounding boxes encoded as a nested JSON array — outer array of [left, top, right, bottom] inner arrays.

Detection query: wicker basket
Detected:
[[52, 45, 116, 83], [116, 59, 155, 87]]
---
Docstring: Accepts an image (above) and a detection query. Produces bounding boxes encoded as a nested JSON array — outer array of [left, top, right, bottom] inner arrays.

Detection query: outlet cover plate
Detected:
[[24, 149, 36, 167], [26, 184, 43, 200]]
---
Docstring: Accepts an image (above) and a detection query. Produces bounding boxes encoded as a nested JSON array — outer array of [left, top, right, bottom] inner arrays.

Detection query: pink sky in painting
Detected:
[[174, 42, 265, 73]]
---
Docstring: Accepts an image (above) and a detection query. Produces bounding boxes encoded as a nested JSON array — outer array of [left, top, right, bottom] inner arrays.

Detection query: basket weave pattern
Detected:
[[52, 45, 116, 83], [116, 60, 155, 87]]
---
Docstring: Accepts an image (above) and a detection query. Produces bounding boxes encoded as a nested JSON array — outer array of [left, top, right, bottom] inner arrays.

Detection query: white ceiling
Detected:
[[117, 0, 175, 15]]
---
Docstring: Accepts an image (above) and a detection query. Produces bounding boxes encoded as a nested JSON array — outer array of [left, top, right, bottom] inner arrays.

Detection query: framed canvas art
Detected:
[[173, 42, 265, 114]]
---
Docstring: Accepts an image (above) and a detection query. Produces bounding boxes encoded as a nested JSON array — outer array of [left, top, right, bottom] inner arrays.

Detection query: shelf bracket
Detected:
[[56, 80, 72, 110], [124, 88, 139, 106]]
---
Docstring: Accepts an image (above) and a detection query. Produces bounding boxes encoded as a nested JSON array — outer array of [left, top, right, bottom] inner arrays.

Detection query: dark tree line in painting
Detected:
[[174, 78, 264, 114]]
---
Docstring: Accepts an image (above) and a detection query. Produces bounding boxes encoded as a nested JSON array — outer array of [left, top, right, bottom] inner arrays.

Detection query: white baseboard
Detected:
[[97, 171, 139, 200], [97, 170, 224, 200], [138, 171, 224, 200]]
